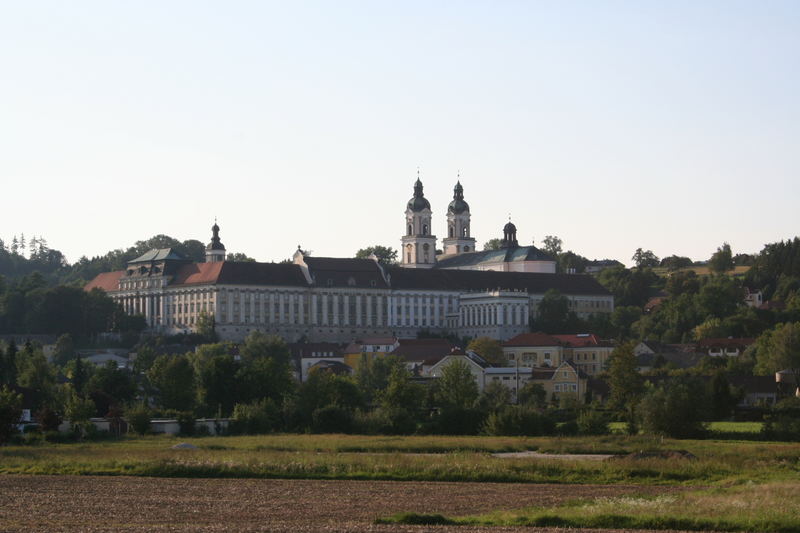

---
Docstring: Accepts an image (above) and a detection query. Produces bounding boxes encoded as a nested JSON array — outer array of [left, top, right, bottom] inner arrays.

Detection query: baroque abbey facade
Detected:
[[86, 178, 613, 342]]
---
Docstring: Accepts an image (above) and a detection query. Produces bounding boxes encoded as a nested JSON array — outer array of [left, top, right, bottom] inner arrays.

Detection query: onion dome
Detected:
[[206, 221, 226, 251], [447, 181, 470, 215], [407, 177, 431, 212]]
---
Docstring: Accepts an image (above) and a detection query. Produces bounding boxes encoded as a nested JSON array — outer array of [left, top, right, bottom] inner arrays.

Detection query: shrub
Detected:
[[0, 387, 22, 444], [231, 399, 280, 435], [354, 407, 417, 435], [761, 415, 800, 441], [483, 406, 555, 436], [35, 407, 62, 432], [311, 405, 354, 434], [557, 420, 578, 436], [577, 410, 610, 435], [126, 404, 152, 435], [430, 406, 485, 435]]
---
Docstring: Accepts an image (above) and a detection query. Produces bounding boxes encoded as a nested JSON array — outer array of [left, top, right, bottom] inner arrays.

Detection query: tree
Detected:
[[466, 337, 505, 365], [518, 382, 546, 407], [660, 255, 693, 271], [196, 311, 218, 342], [476, 381, 512, 412], [542, 235, 563, 257], [0, 387, 22, 443], [708, 372, 738, 420], [483, 238, 502, 251], [607, 342, 643, 432], [535, 289, 579, 334], [632, 248, 659, 268], [147, 355, 196, 412], [53, 334, 75, 366], [15, 345, 56, 411], [0, 341, 17, 386], [355, 246, 398, 265], [709, 242, 734, 274], [754, 322, 800, 392], [381, 364, 423, 411], [226, 252, 255, 262], [86, 360, 136, 415], [65, 393, 96, 438], [638, 379, 708, 438], [436, 360, 479, 409]]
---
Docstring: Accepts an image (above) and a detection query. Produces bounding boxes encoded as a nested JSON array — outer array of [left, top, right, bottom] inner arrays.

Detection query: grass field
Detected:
[[2, 432, 798, 531]]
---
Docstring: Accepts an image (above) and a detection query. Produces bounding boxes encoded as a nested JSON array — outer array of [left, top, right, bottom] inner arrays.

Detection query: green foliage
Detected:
[[65, 393, 95, 437], [466, 337, 505, 364], [482, 238, 502, 251], [476, 381, 512, 413], [632, 248, 659, 268], [436, 360, 479, 409], [576, 410, 609, 435], [231, 398, 280, 435], [607, 342, 643, 412], [355, 355, 404, 404], [380, 365, 423, 412], [355, 245, 398, 265], [660, 254, 693, 271], [483, 406, 555, 436], [707, 372, 739, 420], [354, 407, 417, 435], [708, 242, 734, 274], [534, 289, 582, 334], [0, 386, 22, 443], [542, 235, 563, 257], [87, 360, 136, 415], [518, 382, 547, 407], [430, 406, 485, 435], [311, 405, 354, 433], [638, 379, 708, 438], [598, 265, 658, 307], [195, 311, 218, 342], [147, 355, 196, 412], [753, 322, 800, 388], [15, 344, 56, 411], [126, 404, 152, 435]]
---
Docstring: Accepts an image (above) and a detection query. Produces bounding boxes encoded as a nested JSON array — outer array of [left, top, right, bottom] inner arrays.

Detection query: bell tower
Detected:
[[205, 220, 226, 262], [442, 179, 476, 255], [400, 174, 437, 268]]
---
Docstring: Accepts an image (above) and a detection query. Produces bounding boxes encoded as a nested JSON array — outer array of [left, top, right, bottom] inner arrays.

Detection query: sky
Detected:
[[1, 1, 798, 266]]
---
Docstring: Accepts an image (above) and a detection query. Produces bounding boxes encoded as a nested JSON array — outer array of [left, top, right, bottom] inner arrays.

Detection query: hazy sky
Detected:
[[2, 1, 798, 266]]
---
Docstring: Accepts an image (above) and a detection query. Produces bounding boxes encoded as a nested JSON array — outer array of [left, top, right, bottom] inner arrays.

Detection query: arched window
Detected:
[[422, 224, 428, 235], [449, 226, 454, 238], [407, 224, 412, 235], [462, 226, 468, 237]]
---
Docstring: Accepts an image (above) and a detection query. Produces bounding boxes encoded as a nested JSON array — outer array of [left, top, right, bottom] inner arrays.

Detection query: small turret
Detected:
[[205, 220, 226, 262]]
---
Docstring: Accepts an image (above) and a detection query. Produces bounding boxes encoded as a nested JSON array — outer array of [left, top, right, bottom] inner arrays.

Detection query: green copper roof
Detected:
[[129, 248, 187, 263], [434, 245, 555, 269]]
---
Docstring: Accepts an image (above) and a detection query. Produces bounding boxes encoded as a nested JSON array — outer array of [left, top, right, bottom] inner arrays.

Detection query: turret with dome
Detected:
[[442, 179, 476, 255], [400, 173, 437, 268], [205, 221, 226, 263]]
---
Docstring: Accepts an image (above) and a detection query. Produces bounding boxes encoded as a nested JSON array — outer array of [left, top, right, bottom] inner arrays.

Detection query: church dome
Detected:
[[206, 222, 226, 251], [503, 221, 517, 233], [447, 180, 469, 214], [407, 178, 431, 212]]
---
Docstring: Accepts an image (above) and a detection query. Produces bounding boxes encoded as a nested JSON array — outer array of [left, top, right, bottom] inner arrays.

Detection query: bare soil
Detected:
[[0, 475, 694, 532]]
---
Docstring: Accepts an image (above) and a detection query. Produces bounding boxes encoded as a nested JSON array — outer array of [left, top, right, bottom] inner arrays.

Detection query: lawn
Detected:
[[1, 433, 797, 486]]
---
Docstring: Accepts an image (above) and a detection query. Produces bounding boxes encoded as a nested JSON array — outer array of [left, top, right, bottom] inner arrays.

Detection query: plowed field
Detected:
[[0, 475, 694, 532]]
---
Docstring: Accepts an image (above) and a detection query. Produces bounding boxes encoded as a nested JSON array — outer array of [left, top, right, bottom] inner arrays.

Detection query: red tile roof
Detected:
[[697, 338, 756, 349], [552, 334, 608, 348], [503, 333, 562, 347], [171, 262, 225, 286], [84, 271, 124, 292], [393, 338, 454, 360]]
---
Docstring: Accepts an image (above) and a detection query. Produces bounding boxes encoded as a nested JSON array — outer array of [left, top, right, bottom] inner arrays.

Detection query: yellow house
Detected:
[[342, 336, 400, 370]]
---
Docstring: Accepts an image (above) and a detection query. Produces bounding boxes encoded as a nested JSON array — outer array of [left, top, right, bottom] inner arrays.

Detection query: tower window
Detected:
[[449, 226, 454, 237], [422, 224, 428, 235], [407, 224, 412, 235]]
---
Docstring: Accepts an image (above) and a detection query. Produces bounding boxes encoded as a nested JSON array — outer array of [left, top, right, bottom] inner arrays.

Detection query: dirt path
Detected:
[[0, 475, 692, 532], [491, 451, 616, 460]]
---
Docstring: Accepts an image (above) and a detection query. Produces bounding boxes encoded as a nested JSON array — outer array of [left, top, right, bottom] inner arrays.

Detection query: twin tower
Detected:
[[400, 177, 476, 268]]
